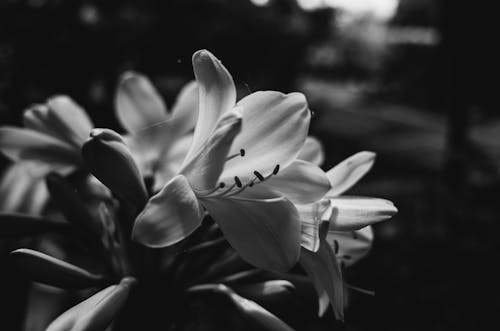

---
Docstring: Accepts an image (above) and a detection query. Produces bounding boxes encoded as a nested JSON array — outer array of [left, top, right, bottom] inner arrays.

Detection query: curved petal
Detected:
[[328, 197, 397, 231], [201, 195, 301, 273], [23, 104, 59, 139], [132, 175, 203, 248], [297, 199, 332, 252], [24, 96, 93, 148], [115, 71, 168, 133], [326, 226, 373, 267], [153, 133, 193, 192], [300, 218, 344, 319], [0, 126, 80, 170], [46, 96, 93, 146], [170, 80, 199, 136], [0, 163, 49, 214], [254, 160, 330, 204], [300, 243, 343, 320], [124, 124, 174, 179], [298, 136, 325, 166], [220, 91, 310, 183], [183, 50, 236, 163], [180, 109, 242, 190], [327, 151, 376, 196]]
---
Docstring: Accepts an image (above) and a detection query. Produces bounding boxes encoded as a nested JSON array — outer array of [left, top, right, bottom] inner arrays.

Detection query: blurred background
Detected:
[[1, 0, 499, 330]]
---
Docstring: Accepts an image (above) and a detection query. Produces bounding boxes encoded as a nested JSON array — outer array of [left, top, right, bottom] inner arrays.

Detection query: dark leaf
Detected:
[[46, 277, 136, 331], [188, 284, 294, 331], [11, 248, 106, 289]]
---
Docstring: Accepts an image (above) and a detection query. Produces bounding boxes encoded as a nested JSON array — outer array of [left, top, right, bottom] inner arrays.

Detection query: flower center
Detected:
[[196, 161, 280, 199]]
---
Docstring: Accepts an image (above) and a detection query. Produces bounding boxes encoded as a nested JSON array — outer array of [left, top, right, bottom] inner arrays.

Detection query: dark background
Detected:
[[1, 0, 499, 330]]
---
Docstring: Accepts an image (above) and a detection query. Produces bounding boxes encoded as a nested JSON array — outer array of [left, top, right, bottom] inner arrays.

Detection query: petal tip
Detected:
[[193, 49, 214, 62]]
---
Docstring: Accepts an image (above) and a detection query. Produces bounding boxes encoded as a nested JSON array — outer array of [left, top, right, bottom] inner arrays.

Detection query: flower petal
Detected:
[[326, 226, 373, 267], [47, 96, 93, 146], [254, 160, 330, 204], [0, 162, 49, 214], [180, 109, 242, 190], [46, 277, 135, 331], [115, 71, 168, 133], [132, 175, 203, 248], [153, 133, 193, 192], [220, 91, 310, 183], [183, 50, 236, 163], [297, 199, 332, 252], [300, 242, 344, 319], [327, 151, 376, 196], [170, 80, 199, 136], [201, 195, 301, 272], [22, 104, 59, 139], [0, 126, 80, 171], [298, 136, 325, 166], [328, 197, 397, 231], [24, 96, 93, 148]]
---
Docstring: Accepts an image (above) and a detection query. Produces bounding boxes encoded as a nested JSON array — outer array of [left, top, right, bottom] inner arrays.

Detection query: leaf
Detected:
[[10, 249, 105, 289], [188, 284, 294, 331], [0, 213, 69, 238], [46, 277, 136, 331]]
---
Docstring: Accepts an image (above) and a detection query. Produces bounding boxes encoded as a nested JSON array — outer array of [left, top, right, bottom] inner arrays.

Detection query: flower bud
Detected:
[[82, 128, 148, 209]]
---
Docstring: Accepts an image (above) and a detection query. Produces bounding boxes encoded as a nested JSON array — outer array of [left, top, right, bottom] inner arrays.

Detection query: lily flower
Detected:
[[0, 97, 94, 214], [0, 96, 93, 175], [296, 147, 398, 320], [114, 72, 199, 192], [0, 74, 198, 214], [132, 50, 331, 273]]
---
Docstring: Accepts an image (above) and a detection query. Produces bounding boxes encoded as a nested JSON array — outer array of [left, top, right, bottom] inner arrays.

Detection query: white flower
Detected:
[[297, 147, 398, 320], [132, 50, 331, 273], [0, 96, 93, 175], [114, 72, 198, 192]]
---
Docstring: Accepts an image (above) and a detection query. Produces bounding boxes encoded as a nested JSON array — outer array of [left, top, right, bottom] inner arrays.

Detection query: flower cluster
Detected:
[[0, 50, 397, 330]]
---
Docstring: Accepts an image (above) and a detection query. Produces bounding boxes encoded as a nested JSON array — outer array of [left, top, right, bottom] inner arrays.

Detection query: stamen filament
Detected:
[[226, 149, 246, 161]]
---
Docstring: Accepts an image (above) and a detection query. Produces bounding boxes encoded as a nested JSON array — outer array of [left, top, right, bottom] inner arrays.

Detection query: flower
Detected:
[[0, 97, 94, 214], [114, 72, 198, 192], [0, 96, 92, 175], [0, 74, 197, 213], [132, 50, 331, 273], [296, 146, 398, 320]]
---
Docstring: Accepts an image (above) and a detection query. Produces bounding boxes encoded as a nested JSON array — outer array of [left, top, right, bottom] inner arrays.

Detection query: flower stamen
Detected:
[[226, 149, 246, 161], [198, 164, 280, 199]]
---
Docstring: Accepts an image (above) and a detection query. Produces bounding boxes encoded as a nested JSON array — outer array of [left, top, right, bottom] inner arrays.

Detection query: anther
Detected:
[[240, 149, 245, 157], [253, 171, 265, 181], [272, 164, 280, 175], [219, 182, 226, 188], [249, 181, 254, 187], [234, 176, 242, 188]]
